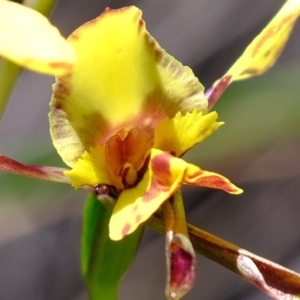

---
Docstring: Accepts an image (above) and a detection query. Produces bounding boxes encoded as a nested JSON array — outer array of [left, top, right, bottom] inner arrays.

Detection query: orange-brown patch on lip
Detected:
[[143, 152, 172, 203], [105, 127, 154, 189]]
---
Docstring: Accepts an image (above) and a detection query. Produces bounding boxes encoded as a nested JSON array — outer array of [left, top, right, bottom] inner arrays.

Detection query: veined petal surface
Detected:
[[50, 6, 207, 166], [0, 0, 75, 75]]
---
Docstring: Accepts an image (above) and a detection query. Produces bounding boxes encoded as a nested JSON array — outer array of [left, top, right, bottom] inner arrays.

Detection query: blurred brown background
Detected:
[[0, 0, 300, 299]]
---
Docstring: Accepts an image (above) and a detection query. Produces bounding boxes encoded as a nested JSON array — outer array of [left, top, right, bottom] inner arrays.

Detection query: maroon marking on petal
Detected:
[[0, 155, 69, 184], [135, 214, 142, 224], [170, 151, 176, 156], [171, 248, 194, 286], [53, 101, 62, 110], [152, 153, 170, 175], [206, 76, 231, 111], [0, 155, 44, 177], [252, 258, 300, 295], [121, 223, 131, 237], [252, 14, 298, 57], [54, 81, 71, 98], [189, 174, 239, 193], [143, 153, 172, 203]]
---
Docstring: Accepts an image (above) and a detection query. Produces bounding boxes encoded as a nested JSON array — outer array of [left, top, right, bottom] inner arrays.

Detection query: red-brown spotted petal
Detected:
[[207, 0, 300, 109], [184, 163, 242, 194], [0, 154, 70, 185]]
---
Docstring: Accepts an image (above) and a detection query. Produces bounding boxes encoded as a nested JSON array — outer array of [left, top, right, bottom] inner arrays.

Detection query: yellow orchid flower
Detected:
[[0, 0, 75, 75], [49, 6, 242, 241], [1, 0, 299, 242], [1, 2, 299, 298]]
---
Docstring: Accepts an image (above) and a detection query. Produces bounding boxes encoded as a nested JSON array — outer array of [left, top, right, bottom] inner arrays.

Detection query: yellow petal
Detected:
[[227, 0, 300, 81], [154, 110, 223, 157], [183, 164, 243, 195], [208, 0, 300, 108], [50, 6, 206, 166], [109, 148, 242, 240], [64, 146, 112, 189], [0, 1, 75, 75]]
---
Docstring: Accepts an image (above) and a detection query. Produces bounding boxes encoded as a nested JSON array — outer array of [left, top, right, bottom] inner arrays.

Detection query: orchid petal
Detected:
[[50, 6, 207, 166], [184, 163, 243, 194], [0, 154, 70, 184], [207, 0, 300, 108], [154, 110, 222, 157], [64, 146, 113, 189], [109, 149, 241, 240], [0, 1, 75, 75]]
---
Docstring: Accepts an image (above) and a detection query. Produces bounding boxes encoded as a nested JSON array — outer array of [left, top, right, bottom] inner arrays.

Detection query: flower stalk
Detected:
[[162, 191, 196, 299]]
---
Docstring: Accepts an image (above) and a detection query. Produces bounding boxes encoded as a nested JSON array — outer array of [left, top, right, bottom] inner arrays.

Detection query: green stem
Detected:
[[162, 190, 189, 236], [82, 194, 143, 300]]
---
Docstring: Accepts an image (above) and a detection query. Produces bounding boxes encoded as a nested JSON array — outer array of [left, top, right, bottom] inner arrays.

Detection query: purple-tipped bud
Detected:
[[165, 232, 196, 300]]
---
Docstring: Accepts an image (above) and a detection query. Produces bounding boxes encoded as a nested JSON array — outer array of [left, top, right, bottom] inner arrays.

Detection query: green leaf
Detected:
[[81, 193, 143, 300]]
